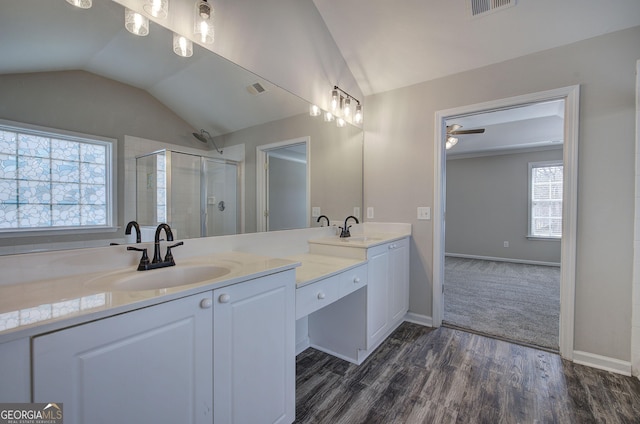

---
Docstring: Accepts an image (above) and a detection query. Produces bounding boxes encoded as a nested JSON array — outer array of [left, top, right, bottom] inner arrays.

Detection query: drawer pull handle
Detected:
[[200, 298, 213, 309], [353, 277, 361, 284], [317, 292, 326, 300], [218, 294, 231, 303]]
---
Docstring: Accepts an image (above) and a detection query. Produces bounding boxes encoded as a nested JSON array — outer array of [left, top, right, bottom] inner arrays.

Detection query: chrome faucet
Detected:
[[339, 215, 359, 238], [127, 223, 183, 271], [125, 220, 141, 243], [317, 215, 331, 227]]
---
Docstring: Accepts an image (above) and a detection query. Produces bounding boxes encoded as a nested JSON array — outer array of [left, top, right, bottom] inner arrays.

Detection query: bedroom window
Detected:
[[0, 120, 116, 234], [528, 161, 563, 239]]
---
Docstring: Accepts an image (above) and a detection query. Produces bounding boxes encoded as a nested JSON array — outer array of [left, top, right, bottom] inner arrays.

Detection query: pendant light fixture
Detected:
[[354, 104, 363, 124], [323, 111, 335, 122], [66, 0, 92, 8], [125, 8, 149, 36], [143, 0, 169, 19], [194, 0, 214, 44], [173, 33, 193, 57], [309, 105, 321, 117]]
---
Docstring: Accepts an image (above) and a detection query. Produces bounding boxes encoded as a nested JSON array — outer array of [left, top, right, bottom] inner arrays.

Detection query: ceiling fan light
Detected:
[[125, 8, 149, 36], [66, 0, 92, 9], [446, 136, 458, 150]]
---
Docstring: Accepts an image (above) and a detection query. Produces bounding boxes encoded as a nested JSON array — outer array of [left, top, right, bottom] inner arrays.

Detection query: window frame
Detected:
[[527, 160, 563, 240], [0, 119, 117, 237]]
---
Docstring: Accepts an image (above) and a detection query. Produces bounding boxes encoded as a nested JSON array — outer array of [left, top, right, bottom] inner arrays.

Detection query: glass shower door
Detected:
[[202, 159, 238, 236]]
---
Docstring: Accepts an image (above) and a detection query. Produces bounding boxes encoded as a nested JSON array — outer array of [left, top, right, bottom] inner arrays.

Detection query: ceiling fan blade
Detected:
[[449, 128, 485, 135], [447, 124, 462, 133]]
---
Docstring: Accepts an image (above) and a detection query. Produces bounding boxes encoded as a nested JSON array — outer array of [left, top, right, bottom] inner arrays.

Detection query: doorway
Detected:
[[256, 137, 310, 232], [433, 86, 580, 359]]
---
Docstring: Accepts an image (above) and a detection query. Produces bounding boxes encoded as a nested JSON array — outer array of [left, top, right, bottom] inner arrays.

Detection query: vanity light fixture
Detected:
[[330, 85, 362, 125], [323, 111, 335, 122], [125, 8, 149, 36], [194, 0, 214, 44], [173, 33, 193, 57], [143, 0, 168, 19], [309, 104, 321, 117], [336, 117, 346, 128], [66, 0, 92, 9]]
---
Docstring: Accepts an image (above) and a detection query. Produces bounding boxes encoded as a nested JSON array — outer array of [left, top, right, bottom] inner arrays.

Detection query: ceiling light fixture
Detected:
[[125, 8, 149, 36], [143, 0, 168, 19], [173, 33, 193, 57], [194, 0, 214, 44], [445, 136, 458, 150], [66, 0, 92, 9], [330, 85, 362, 126]]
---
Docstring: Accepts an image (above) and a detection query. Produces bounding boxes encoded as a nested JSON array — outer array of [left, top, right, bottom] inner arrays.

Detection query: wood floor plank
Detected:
[[295, 322, 640, 424]]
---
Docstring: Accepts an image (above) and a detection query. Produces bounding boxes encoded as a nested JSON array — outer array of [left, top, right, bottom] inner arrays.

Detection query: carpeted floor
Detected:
[[444, 256, 560, 350]]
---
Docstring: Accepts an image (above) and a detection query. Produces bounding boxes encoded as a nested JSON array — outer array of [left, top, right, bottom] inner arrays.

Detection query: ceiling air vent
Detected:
[[467, 0, 516, 18], [247, 82, 268, 95]]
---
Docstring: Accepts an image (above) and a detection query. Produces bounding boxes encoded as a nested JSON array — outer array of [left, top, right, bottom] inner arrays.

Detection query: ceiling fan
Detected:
[[446, 124, 485, 149]]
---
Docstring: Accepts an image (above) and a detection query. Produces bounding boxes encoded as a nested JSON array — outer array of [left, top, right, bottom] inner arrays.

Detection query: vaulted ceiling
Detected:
[[312, 0, 640, 96]]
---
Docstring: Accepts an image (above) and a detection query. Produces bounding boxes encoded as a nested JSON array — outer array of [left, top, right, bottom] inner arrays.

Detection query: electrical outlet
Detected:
[[367, 207, 374, 219], [353, 207, 360, 219], [503, 241, 509, 248], [417, 206, 431, 220], [312, 207, 321, 217]]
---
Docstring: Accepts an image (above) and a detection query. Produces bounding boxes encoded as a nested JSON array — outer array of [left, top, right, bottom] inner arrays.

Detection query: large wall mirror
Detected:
[[0, 0, 363, 254]]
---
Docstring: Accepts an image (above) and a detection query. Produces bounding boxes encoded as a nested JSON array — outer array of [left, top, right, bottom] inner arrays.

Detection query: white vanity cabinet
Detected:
[[213, 270, 295, 424], [32, 292, 214, 424], [365, 237, 410, 350], [0, 338, 30, 402]]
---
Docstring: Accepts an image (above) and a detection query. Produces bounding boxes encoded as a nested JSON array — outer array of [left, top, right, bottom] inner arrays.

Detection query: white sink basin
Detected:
[[86, 264, 231, 291]]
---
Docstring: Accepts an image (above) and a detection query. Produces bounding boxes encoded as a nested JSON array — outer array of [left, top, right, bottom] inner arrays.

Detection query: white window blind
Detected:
[[529, 161, 563, 238]]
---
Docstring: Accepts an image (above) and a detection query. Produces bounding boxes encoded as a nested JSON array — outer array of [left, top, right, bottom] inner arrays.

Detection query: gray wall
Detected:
[[0, 70, 206, 248], [363, 26, 640, 361], [216, 113, 363, 233], [268, 156, 307, 231], [446, 149, 562, 263]]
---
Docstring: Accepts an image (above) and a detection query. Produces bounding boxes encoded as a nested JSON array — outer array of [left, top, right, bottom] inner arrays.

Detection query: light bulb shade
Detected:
[[143, 0, 168, 19], [336, 117, 346, 128], [66, 0, 92, 8], [309, 104, 321, 117], [173, 33, 193, 57], [445, 136, 458, 150], [354, 104, 363, 124], [331, 90, 339, 111], [343, 97, 351, 117], [125, 9, 149, 36], [324, 112, 335, 122], [194, 0, 214, 44]]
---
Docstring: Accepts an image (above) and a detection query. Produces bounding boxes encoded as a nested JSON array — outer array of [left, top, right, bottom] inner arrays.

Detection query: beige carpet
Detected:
[[444, 257, 560, 350]]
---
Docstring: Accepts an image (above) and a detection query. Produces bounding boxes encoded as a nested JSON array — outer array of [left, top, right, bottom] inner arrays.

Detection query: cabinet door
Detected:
[[389, 238, 410, 324], [366, 245, 389, 348], [213, 270, 295, 424], [33, 293, 213, 424]]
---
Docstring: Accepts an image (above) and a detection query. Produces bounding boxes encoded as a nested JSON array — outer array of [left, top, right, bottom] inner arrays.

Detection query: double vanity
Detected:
[[0, 223, 410, 424]]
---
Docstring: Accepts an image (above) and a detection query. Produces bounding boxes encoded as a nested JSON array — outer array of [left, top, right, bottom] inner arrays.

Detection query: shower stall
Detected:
[[136, 150, 239, 239]]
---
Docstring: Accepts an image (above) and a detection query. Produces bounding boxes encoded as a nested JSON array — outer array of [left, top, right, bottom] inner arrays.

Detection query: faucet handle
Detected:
[[127, 246, 150, 271], [164, 241, 184, 263]]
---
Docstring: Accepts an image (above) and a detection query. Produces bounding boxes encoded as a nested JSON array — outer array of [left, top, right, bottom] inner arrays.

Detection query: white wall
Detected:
[[446, 148, 562, 264], [364, 26, 640, 362]]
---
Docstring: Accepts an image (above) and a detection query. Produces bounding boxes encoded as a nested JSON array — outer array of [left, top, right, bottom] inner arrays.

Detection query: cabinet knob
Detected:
[[200, 298, 213, 309], [218, 293, 231, 303], [353, 277, 361, 284], [317, 292, 325, 300], [389, 243, 397, 249]]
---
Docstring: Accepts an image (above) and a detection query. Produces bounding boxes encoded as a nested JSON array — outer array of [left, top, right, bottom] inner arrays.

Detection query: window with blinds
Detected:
[[529, 161, 563, 238]]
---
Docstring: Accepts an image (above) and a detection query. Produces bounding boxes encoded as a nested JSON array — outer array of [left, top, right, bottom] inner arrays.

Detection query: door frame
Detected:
[[256, 137, 310, 232], [433, 85, 580, 359]]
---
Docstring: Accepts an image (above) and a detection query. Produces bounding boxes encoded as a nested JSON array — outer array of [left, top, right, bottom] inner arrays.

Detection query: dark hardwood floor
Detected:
[[295, 322, 640, 423]]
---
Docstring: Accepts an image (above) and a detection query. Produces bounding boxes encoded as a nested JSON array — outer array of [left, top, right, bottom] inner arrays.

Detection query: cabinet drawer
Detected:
[[296, 277, 340, 319], [338, 264, 367, 297]]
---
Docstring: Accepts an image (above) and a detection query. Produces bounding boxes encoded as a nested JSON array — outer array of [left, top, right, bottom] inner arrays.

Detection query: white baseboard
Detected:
[[296, 338, 310, 356], [573, 350, 632, 376], [404, 312, 433, 327], [445, 252, 560, 267]]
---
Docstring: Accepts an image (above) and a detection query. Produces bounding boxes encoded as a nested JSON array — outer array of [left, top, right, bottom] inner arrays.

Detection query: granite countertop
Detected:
[[0, 251, 299, 343]]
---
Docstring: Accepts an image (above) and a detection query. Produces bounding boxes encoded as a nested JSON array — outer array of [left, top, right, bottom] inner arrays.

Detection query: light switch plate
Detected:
[[417, 206, 431, 220], [312, 207, 321, 217], [353, 207, 360, 219], [367, 207, 374, 219]]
